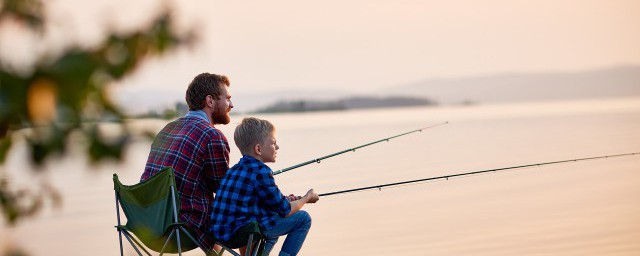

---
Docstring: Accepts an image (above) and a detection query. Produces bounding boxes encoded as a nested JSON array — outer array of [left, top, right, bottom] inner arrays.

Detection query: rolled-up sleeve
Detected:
[[255, 168, 290, 217]]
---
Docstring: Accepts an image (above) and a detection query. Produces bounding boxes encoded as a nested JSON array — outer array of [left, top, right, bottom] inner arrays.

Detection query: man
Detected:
[[141, 73, 233, 252]]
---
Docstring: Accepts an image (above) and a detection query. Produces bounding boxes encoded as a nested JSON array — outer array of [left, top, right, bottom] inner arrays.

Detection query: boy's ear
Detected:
[[254, 143, 262, 156]]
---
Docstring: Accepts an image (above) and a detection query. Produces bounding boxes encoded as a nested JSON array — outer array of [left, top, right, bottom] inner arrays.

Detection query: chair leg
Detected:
[[159, 229, 176, 256], [170, 186, 183, 255], [175, 226, 233, 256], [246, 234, 254, 256], [115, 193, 124, 256], [121, 231, 144, 256], [117, 230, 124, 256], [179, 226, 222, 256], [218, 244, 240, 256], [250, 239, 264, 256], [176, 228, 183, 255], [121, 230, 152, 256], [135, 235, 152, 255]]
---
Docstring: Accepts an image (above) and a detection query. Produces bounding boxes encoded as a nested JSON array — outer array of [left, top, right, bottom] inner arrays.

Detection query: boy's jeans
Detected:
[[261, 211, 312, 256]]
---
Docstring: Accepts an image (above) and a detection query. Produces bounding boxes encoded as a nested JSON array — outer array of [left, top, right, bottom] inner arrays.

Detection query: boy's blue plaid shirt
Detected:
[[210, 155, 291, 242]]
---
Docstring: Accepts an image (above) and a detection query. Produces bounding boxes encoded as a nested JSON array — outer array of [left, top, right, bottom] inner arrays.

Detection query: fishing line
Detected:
[[318, 152, 640, 197], [273, 122, 449, 176]]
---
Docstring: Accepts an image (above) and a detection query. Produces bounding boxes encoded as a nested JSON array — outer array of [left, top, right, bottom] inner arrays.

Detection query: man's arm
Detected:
[[205, 132, 230, 191]]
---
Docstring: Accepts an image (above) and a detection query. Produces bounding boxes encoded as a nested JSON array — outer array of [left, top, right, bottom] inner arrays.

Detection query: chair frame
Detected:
[[114, 173, 264, 256]]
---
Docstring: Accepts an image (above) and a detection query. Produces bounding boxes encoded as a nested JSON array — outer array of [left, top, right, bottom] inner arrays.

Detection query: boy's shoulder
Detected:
[[230, 156, 273, 176]]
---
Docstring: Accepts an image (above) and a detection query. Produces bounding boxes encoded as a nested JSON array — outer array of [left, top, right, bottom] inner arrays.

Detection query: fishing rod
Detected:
[[273, 122, 449, 176], [319, 152, 640, 197]]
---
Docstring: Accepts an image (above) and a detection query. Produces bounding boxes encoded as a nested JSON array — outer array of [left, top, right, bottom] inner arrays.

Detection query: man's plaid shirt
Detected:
[[210, 155, 291, 242], [141, 115, 230, 251]]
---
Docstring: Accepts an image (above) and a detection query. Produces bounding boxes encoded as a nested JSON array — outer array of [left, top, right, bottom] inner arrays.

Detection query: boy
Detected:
[[210, 117, 319, 256]]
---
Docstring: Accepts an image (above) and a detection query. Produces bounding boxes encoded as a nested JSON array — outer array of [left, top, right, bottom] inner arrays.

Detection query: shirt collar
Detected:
[[185, 110, 211, 123], [240, 155, 268, 167], [240, 155, 260, 163]]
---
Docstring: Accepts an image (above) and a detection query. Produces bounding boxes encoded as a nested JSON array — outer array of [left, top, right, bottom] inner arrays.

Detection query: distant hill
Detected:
[[253, 96, 435, 113], [392, 66, 640, 104], [114, 65, 640, 114]]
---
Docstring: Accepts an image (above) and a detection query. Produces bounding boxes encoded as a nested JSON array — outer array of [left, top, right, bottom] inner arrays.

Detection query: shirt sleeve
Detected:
[[255, 167, 291, 217], [205, 132, 230, 192]]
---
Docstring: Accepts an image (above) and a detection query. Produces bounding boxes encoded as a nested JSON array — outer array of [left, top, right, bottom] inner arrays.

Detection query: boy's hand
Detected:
[[287, 194, 302, 201], [305, 189, 319, 203]]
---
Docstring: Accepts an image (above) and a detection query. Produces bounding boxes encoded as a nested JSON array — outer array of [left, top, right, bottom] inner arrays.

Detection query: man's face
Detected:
[[211, 85, 233, 125]]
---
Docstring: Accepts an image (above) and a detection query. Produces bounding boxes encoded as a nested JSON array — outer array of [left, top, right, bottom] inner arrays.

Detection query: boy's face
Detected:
[[259, 132, 279, 163]]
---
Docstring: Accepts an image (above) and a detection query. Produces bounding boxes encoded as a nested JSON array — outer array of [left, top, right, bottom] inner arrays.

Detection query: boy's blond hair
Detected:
[[234, 117, 276, 155]]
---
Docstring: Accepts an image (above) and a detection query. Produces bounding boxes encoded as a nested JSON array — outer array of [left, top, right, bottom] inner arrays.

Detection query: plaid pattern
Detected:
[[210, 155, 291, 242], [141, 116, 230, 251]]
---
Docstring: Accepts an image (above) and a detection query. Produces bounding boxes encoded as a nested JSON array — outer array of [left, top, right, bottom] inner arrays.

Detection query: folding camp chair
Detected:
[[113, 167, 264, 256], [220, 221, 266, 256]]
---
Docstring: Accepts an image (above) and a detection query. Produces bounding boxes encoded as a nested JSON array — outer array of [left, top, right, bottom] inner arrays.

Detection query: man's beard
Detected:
[[211, 108, 231, 125]]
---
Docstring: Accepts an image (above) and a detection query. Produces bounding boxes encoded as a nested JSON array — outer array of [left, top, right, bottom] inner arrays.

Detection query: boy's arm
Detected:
[[255, 167, 319, 217], [286, 189, 319, 217], [255, 169, 292, 217]]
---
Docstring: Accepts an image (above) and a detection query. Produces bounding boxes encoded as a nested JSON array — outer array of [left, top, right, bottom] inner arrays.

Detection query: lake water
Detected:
[[2, 97, 640, 255]]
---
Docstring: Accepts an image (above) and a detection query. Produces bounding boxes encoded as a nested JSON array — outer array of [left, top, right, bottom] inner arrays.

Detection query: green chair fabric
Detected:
[[113, 167, 199, 254], [225, 221, 264, 249], [114, 167, 265, 256]]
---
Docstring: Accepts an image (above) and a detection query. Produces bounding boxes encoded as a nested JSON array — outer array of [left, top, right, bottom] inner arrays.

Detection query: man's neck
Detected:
[[200, 109, 214, 125], [187, 109, 213, 125]]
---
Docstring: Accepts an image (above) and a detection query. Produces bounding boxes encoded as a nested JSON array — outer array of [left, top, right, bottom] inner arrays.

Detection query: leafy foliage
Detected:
[[0, 0, 194, 225]]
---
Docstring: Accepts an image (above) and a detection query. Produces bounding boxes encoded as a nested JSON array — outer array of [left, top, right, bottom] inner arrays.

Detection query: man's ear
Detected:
[[206, 95, 215, 108]]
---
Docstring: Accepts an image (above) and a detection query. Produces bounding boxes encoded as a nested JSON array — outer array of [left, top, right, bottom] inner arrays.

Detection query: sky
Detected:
[[2, 0, 640, 112]]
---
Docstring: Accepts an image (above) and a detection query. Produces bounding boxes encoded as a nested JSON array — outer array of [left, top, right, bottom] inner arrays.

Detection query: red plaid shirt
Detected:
[[141, 115, 230, 251]]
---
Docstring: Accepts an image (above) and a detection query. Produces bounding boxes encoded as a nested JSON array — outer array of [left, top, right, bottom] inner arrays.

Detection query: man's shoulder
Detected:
[[169, 117, 227, 139]]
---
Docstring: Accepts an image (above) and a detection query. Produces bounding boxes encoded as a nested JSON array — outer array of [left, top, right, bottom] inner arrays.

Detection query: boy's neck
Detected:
[[245, 153, 265, 163]]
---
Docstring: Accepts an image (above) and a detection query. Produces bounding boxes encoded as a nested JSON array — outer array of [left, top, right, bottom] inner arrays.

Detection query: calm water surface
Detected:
[[2, 98, 640, 255]]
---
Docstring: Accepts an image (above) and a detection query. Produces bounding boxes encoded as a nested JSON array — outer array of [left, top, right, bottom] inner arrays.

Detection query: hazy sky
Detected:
[[2, 0, 640, 110]]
